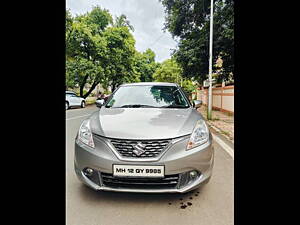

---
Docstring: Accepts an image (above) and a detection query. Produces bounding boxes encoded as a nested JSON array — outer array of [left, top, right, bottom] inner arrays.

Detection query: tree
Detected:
[[66, 7, 140, 96], [66, 9, 73, 40], [153, 59, 182, 83], [66, 56, 104, 95], [134, 49, 158, 82], [76, 6, 113, 35], [66, 6, 168, 95], [181, 79, 196, 97], [66, 7, 111, 98], [160, 0, 234, 83], [103, 26, 139, 92], [113, 14, 134, 32], [153, 58, 196, 96]]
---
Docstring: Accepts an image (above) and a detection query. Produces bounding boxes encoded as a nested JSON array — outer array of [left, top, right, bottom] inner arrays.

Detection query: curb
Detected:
[[207, 123, 234, 144]]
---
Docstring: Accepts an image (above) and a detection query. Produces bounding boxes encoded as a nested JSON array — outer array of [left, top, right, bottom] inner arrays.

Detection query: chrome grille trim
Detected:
[[109, 139, 171, 158], [92, 134, 190, 162]]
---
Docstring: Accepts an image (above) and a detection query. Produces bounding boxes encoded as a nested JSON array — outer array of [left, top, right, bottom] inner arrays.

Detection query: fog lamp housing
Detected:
[[83, 168, 94, 176], [178, 170, 200, 188], [189, 170, 198, 179]]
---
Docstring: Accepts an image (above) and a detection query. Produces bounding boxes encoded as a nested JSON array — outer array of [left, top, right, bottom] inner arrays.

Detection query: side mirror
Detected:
[[96, 99, 105, 108], [193, 100, 202, 109]]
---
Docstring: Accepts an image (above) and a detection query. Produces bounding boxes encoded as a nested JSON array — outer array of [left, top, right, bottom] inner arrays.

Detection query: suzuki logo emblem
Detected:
[[133, 142, 146, 156]]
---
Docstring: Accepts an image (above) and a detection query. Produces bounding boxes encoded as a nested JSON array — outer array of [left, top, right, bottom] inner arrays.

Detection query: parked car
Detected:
[[95, 98, 105, 107], [95, 94, 111, 107], [66, 91, 86, 110], [74, 82, 214, 193]]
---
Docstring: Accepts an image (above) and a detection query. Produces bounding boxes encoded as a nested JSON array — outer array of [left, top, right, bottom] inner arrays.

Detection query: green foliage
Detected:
[[66, 7, 111, 98], [66, 6, 141, 96], [66, 56, 104, 90], [103, 26, 139, 91], [89, 92, 96, 97], [86, 98, 97, 105], [66, 9, 73, 35], [113, 14, 134, 32], [153, 59, 182, 83], [134, 49, 158, 82], [75, 89, 88, 97], [103, 89, 111, 95], [160, 0, 234, 83], [181, 79, 196, 96], [66, 6, 166, 95], [76, 6, 113, 35], [153, 58, 196, 96]]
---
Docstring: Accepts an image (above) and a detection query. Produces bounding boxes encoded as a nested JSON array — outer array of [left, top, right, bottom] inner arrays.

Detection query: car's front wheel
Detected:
[[66, 102, 69, 110], [81, 101, 85, 108]]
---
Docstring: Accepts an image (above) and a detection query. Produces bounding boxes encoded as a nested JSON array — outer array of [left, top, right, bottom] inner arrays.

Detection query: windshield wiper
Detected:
[[161, 105, 189, 108], [119, 104, 156, 108]]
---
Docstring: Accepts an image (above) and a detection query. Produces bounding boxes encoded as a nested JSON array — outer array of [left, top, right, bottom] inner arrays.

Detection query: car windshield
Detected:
[[105, 85, 190, 108]]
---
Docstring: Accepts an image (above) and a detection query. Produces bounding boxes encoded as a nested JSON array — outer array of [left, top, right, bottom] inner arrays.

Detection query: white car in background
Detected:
[[66, 91, 86, 110]]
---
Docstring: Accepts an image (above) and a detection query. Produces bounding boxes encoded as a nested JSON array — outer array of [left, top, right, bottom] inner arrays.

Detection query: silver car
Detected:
[[66, 91, 86, 110], [74, 82, 214, 193]]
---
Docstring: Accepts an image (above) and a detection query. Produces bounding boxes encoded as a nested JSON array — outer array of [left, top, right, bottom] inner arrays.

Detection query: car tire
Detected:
[[66, 102, 69, 110], [81, 101, 85, 108]]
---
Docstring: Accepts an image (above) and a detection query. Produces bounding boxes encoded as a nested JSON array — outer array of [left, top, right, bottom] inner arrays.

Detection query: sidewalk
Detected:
[[197, 106, 234, 143]]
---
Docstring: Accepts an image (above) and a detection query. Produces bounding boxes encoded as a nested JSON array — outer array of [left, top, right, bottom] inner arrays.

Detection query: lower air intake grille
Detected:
[[101, 173, 179, 189]]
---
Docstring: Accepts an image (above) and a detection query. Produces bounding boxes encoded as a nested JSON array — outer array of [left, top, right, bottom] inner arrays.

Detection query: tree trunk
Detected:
[[79, 85, 84, 97], [83, 81, 99, 99], [111, 83, 116, 92], [79, 74, 89, 97]]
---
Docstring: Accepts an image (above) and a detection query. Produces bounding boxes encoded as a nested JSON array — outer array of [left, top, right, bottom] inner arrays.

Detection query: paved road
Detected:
[[66, 105, 233, 225]]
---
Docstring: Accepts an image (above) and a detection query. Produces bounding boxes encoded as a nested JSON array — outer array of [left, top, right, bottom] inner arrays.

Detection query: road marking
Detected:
[[212, 133, 234, 159], [66, 114, 91, 121]]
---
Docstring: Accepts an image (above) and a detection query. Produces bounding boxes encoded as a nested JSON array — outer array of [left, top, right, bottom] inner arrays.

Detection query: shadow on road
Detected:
[[78, 183, 205, 205]]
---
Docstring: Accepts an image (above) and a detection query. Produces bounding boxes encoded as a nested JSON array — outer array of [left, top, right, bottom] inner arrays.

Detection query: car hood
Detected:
[[89, 107, 203, 140]]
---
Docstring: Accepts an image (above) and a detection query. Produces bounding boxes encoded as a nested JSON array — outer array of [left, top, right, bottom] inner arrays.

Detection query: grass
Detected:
[[85, 97, 96, 105], [220, 130, 230, 136]]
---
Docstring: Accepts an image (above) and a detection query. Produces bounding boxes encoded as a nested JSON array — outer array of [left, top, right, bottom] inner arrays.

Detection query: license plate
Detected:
[[113, 165, 164, 177]]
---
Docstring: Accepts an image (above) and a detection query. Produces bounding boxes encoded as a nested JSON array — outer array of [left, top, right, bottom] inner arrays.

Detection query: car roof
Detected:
[[120, 82, 179, 87]]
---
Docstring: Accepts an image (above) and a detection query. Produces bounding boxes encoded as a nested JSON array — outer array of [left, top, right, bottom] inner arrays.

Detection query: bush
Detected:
[[181, 79, 196, 96], [102, 89, 110, 95], [75, 90, 88, 97], [85, 97, 96, 105]]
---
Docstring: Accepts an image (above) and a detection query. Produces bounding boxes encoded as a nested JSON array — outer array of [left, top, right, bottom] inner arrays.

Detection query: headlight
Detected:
[[186, 120, 209, 150], [78, 119, 95, 148]]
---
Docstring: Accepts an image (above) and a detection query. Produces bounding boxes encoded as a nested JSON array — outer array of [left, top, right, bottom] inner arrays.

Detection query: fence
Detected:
[[196, 85, 234, 114]]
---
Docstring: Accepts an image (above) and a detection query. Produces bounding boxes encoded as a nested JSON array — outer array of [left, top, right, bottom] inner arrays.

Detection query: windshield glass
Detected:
[[106, 85, 190, 108]]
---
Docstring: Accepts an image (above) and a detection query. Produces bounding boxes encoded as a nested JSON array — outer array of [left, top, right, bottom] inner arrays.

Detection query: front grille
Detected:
[[101, 173, 179, 189], [109, 139, 171, 158]]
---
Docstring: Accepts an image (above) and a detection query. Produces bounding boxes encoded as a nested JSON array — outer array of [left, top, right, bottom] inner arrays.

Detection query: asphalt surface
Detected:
[[66, 105, 233, 225]]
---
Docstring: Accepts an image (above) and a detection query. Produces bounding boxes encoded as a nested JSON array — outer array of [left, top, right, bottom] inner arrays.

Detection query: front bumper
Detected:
[[74, 134, 214, 193]]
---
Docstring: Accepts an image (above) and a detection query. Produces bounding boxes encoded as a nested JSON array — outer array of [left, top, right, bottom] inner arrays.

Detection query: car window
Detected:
[[106, 85, 190, 108]]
